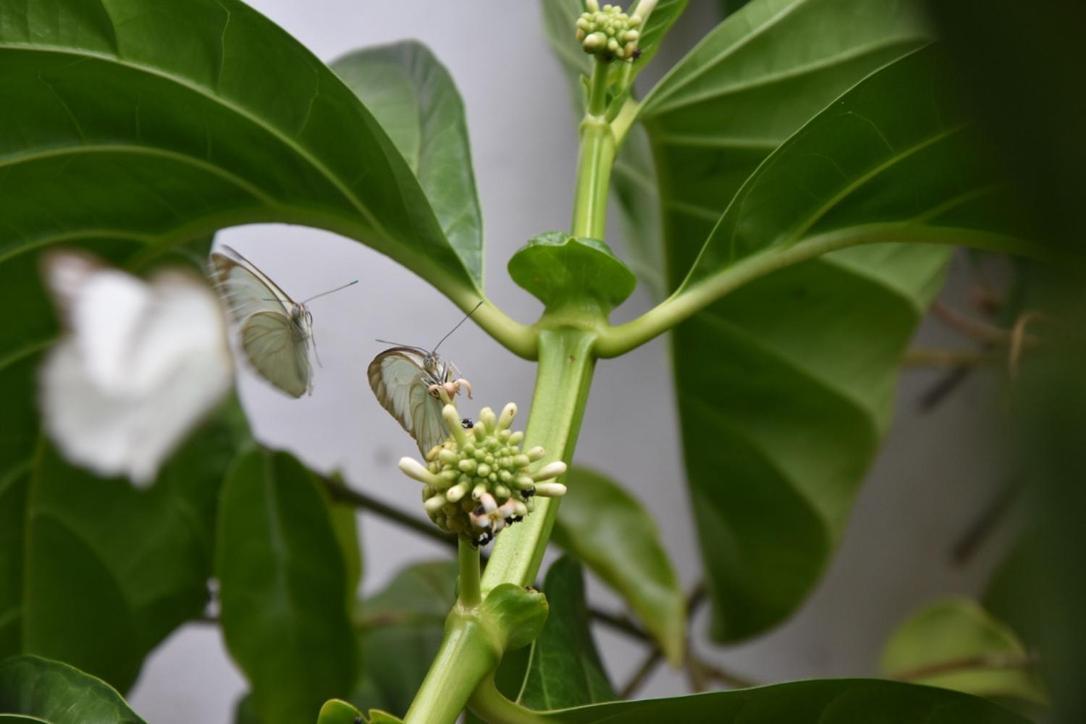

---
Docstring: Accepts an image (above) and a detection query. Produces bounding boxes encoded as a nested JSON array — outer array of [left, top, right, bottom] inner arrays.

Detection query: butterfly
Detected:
[[209, 244, 356, 398], [368, 304, 480, 455], [40, 250, 234, 484]]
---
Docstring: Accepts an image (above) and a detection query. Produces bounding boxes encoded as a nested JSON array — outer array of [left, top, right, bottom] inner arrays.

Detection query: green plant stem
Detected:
[[403, 616, 498, 724], [459, 538, 482, 607], [572, 61, 617, 239], [595, 223, 1027, 358]]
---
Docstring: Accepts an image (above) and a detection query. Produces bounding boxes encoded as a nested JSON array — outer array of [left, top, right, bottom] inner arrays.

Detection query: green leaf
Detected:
[[537, 679, 1029, 722], [318, 699, 363, 724], [881, 598, 1045, 705], [636, 3, 1035, 642], [482, 584, 549, 652], [508, 232, 636, 313], [0, 0, 481, 301], [642, 0, 929, 276], [518, 558, 614, 711], [0, 655, 144, 723], [553, 467, 684, 664], [331, 41, 482, 262], [351, 562, 457, 717], [216, 448, 355, 724], [329, 502, 362, 605]]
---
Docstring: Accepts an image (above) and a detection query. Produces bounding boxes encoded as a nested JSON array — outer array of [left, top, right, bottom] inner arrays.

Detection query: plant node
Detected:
[[398, 402, 566, 547]]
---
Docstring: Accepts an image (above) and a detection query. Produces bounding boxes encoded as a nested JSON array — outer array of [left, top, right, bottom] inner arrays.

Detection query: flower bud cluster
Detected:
[[576, 2, 644, 61], [398, 403, 567, 547]]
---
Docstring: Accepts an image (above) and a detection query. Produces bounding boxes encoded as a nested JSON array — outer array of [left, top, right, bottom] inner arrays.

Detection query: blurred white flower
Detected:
[[40, 251, 234, 486]]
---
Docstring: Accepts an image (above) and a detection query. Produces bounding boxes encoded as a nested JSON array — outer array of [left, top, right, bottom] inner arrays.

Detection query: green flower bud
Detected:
[[398, 402, 567, 546]]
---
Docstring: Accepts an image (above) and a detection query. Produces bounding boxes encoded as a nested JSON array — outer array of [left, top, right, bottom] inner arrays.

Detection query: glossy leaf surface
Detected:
[[553, 467, 684, 664], [351, 562, 457, 718], [216, 448, 355, 724], [538, 678, 1028, 723], [331, 41, 482, 262], [0, 655, 144, 723], [508, 233, 636, 313], [882, 598, 1045, 704], [639, 1, 1033, 641], [518, 558, 614, 711], [0, 0, 481, 300]]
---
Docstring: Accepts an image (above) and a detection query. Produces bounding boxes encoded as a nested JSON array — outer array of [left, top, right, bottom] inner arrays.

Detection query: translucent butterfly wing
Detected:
[[241, 311, 311, 398], [368, 348, 447, 455], [209, 245, 313, 397]]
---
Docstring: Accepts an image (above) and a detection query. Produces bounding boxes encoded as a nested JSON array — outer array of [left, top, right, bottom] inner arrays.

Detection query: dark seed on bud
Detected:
[[461, 417, 474, 429]]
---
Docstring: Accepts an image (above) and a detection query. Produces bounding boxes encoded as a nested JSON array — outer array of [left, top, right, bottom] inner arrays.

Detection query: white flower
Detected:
[[40, 251, 234, 486]]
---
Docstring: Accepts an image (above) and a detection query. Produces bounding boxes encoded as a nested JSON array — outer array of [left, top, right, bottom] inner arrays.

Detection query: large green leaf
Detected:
[[216, 448, 355, 724], [634, 1, 1033, 642], [881, 597, 1045, 704], [517, 557, 614, 711], [351, 561, 457, 718], [0, 655, 144, 723], [331, 41, 482, 260], [0, 0, 481, 298], [552, 467, 684, 665], [535, 679, 1028, 723], [641, 0, 929, 278]]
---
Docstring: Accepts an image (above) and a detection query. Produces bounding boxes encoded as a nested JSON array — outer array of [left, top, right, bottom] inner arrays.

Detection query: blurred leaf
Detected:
[[553, 467, 684, 664], [0, 655, 144, 723], [508, 233, 636, 313], [217, 448, 355, 724], [641, 4, 1035, 642], [518, 558, 614, 711], [535, 679, 1028, 722], [318, 699, 363, 724], [329, 503, 362, 605], [331, 41, 483, 263], [351, 561, 457, 718], [881, 597, 1045, 704], [233, 693, 259, 724], [0, 0, 482, 303], [0, 411, 242, 691]]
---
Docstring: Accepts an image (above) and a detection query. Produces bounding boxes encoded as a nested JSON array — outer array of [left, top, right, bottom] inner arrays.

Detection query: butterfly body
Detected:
[[210, 245, 315, 398]]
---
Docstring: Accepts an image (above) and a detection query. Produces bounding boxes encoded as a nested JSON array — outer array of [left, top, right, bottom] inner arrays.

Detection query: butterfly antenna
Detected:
[[310, 327, 324, 368], [303, 279, 359, 304], [432, 300, 484, 354]]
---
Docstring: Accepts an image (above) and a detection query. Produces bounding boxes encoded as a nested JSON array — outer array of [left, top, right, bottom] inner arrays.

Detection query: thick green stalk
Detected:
[[458, 538, 482, 607], [404, 53, 613, 724], [571, 60, 616, 238]]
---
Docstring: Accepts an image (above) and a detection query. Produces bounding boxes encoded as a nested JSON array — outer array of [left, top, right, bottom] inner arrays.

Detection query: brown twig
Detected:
[[903, 347, 992, 368], [320, 476, 457, 548], [951, 477, 1022, 566]]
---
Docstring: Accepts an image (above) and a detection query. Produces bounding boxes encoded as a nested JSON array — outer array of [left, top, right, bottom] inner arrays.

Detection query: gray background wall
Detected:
[[127, 2, 1012, 721]]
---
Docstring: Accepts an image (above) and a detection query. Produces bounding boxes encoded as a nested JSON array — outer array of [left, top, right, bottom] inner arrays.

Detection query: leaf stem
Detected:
[[459, 538, 482, 607], [595, 224, 1027, 358]]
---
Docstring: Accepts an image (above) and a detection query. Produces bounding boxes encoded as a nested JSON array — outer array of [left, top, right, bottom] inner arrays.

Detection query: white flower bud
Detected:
[[399, 457, 441, 486], [534, 482, 568, 498], [532, 461, 568, 482]]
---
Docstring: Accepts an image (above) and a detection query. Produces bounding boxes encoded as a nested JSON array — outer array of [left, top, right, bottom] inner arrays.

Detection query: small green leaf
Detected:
[[553, 467, 684, 665], [881, 597, 1045, 704], [519, 558, 614, 711], [481, 584, 548, 652], [508, 232, 636, 313], [365, 712, 403, 724], [217, 448, 355, 724], [318, 699, 363, 724], [351, 562, 457, 717], [331, 41, 483, 267], [0, 655, 144, 723], [536, 679, 1029, 722]]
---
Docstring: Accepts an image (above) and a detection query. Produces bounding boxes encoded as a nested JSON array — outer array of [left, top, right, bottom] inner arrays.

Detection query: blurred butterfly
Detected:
[[209, 244, 356, 398], [368, 303, 480, 455], [40, 250, 233, 484]]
